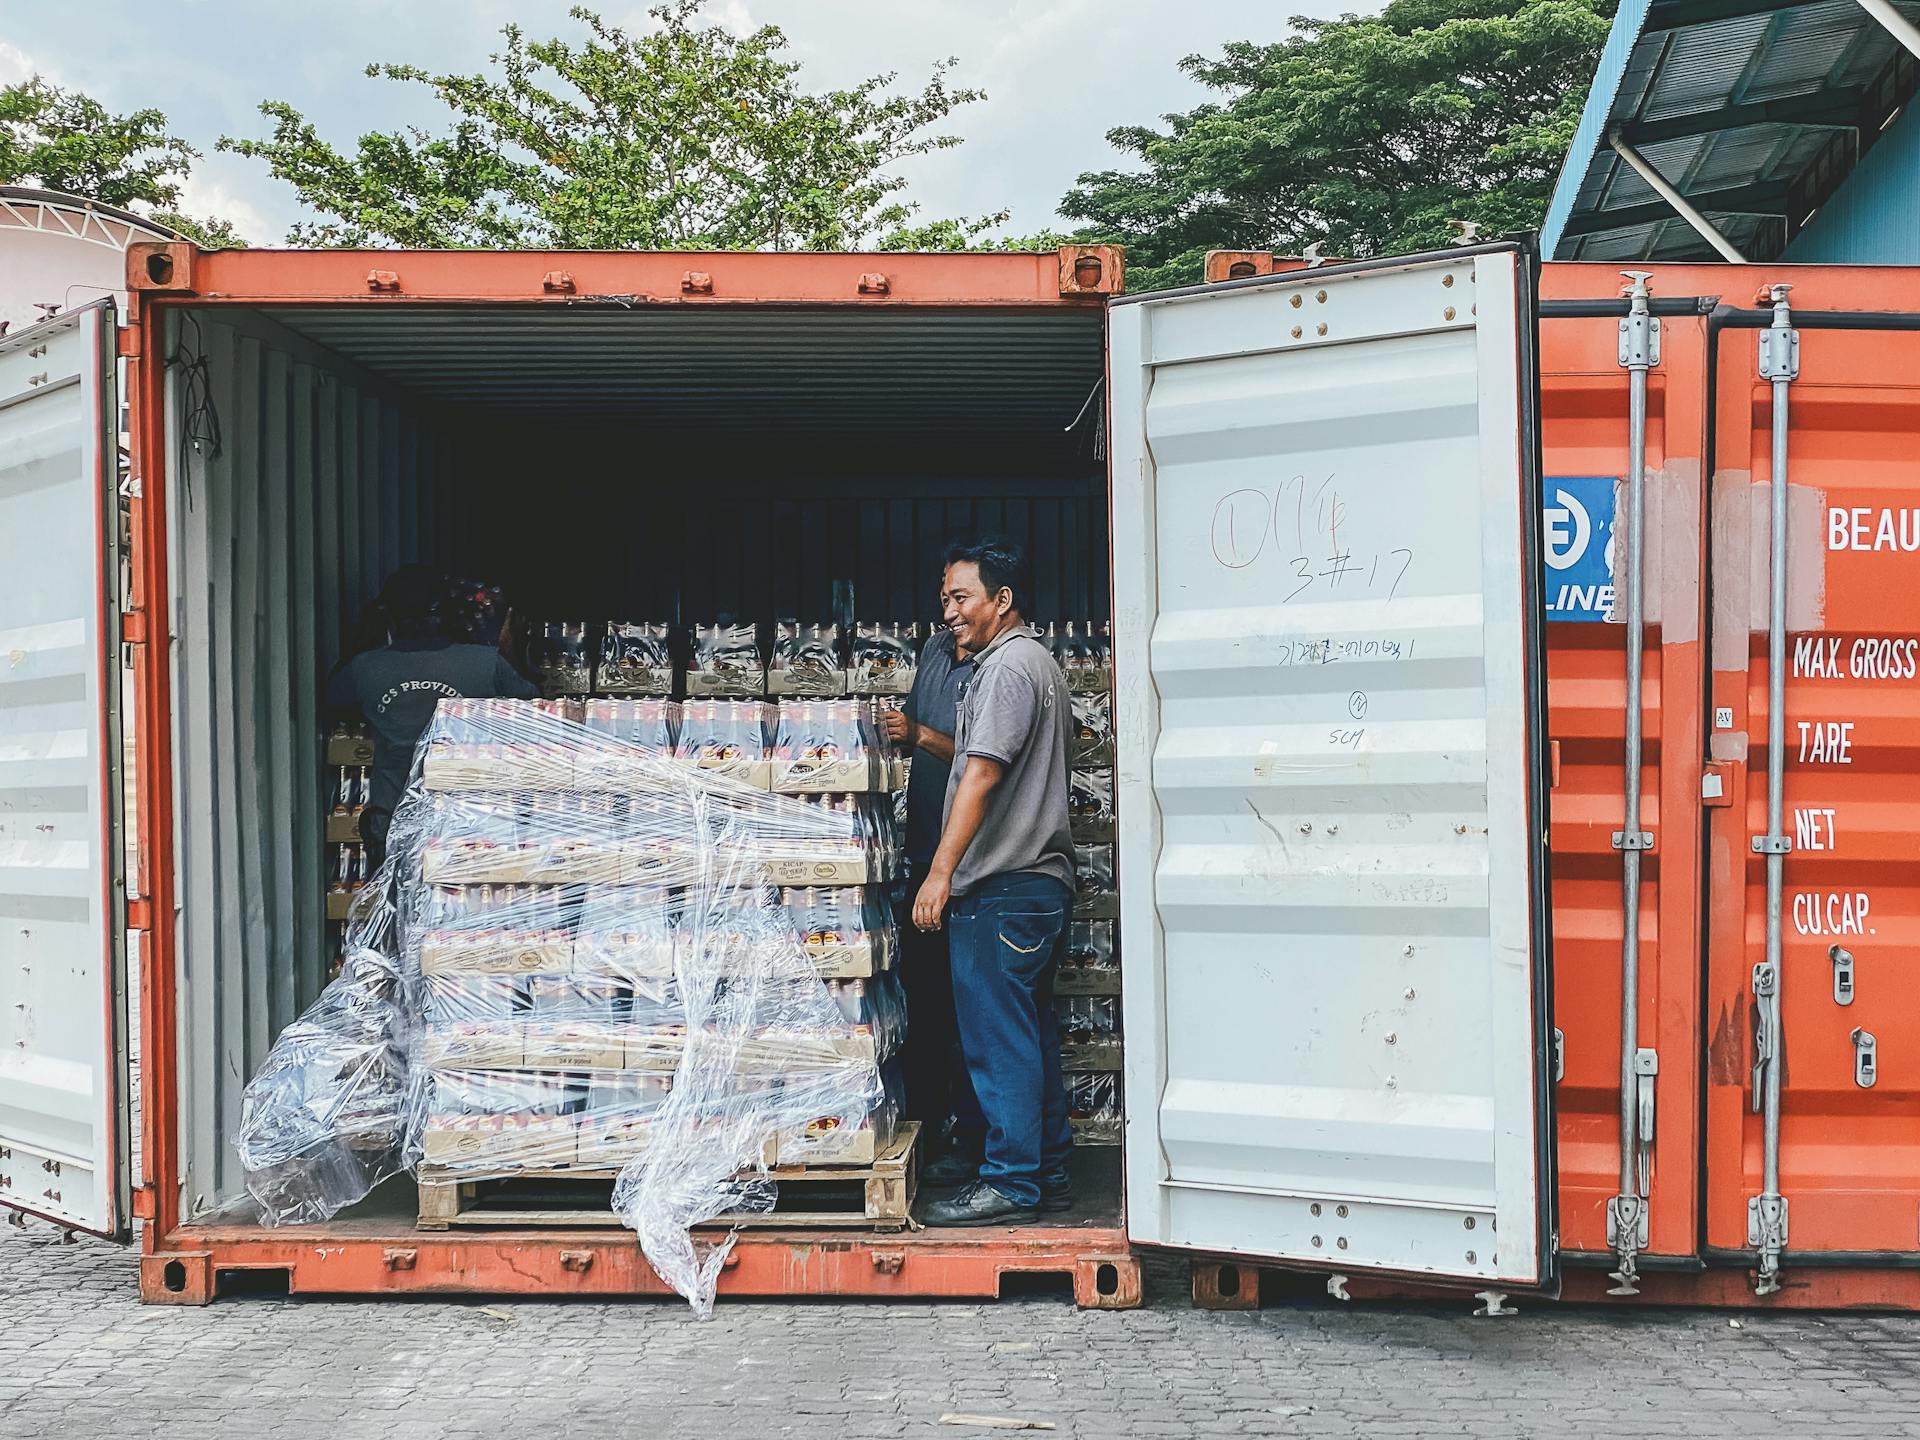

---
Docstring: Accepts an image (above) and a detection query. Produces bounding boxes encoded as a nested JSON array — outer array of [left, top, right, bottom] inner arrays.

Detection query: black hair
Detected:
[[942, 535, 1032, 618], [378, 564, 448, 640]]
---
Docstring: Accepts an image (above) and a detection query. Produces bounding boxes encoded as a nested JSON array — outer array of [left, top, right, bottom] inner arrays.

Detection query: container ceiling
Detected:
[[1543, 0, 1920, 260], [268, 305, 1107, 441]]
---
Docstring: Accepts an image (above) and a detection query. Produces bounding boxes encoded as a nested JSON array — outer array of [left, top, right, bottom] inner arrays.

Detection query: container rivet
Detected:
[[1464, 1217, 1476, 1231], [1404, 945, 1415, 957], [1291, 326, 1303, 339], [1316, 290, 1328, 303], [1444, 306, 1456, 321], [1337, 1237, 1349, 1250], [1443, 273, 1455, 288], [1312, 1235, 1323, 1247], [1310, 1203, 1322, 1217], [1316, 323, 1328, 336], [1336, 1205, 1349, 1219], [1466, 1251, 1477, 1264], [1404, 988, 1416, 1000], [1290, 293, 1303, 308], [1385, 1032, 1397, 1045]]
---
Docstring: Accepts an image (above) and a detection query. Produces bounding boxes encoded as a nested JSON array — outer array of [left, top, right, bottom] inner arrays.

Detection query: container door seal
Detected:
[[1108, 245, 1555, 1287], [0, 300, 131, 1240]]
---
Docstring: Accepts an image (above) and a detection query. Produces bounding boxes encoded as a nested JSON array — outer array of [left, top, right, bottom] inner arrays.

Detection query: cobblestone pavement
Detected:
[[6, 1221, 1920, 1438]]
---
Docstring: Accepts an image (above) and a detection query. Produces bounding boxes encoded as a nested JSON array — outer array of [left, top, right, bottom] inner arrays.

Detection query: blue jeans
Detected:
[[947, 871, 1073, 1207]]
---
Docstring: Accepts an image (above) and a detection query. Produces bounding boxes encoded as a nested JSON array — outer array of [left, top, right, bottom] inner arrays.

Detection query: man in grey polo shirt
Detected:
[[911, 536, 1076, 1226]]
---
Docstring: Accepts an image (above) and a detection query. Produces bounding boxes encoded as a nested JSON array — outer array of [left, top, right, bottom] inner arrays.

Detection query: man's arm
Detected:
[[911, 756, 1005, 930], [880, 708, 955, 764]]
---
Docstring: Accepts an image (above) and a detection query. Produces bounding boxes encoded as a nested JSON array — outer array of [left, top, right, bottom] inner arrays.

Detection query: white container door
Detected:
[[1108, 247, 1555, 1286], [0, 301, 131, 1238]]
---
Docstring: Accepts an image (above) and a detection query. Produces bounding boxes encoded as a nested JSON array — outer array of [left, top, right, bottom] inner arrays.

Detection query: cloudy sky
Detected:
[[2, 1, 1342, 245]]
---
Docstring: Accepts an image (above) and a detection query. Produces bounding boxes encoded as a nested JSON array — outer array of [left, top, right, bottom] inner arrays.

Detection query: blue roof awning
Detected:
[[1543, 0, 1920, 259]]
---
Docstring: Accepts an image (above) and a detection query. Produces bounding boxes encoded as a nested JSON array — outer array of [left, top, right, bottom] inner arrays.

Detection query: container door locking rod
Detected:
[[1608, 272, 1660, 1296], [1749, 283, 1799, 1297]]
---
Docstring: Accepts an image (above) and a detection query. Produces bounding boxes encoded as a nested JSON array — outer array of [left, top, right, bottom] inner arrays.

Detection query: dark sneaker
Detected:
[[923, 1181, 1039, 1227], [922, 1150, 982, 1188], [1037, 1183, 1073, 1214]]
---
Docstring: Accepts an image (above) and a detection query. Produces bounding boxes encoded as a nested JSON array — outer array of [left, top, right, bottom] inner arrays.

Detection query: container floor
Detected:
[[326, 1143, 1123, 1231]]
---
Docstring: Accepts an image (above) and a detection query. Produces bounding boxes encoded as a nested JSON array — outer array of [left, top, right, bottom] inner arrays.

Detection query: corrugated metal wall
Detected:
[[464, 441, 1108, 627], [1786, 100, 1920, 263], [168, 308, 466, 1218]]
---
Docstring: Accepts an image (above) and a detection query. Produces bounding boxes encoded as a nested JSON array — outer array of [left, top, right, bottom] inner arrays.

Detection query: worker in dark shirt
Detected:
[[326, 566, 537, 868], [880, 623, 983, 1182]]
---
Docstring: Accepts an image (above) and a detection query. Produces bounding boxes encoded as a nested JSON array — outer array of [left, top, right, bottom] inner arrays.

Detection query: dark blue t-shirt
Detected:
[[903, 631, 975, 871], [327, 640, 537, 811]]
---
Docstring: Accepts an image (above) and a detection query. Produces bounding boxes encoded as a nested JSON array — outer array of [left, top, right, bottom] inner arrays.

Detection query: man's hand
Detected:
[[881, 708, 917, 749], [913, 869, 951, 931]]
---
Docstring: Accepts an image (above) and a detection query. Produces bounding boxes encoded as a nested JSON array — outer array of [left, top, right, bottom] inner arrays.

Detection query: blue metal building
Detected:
[[1544, 0, 1920, 262]]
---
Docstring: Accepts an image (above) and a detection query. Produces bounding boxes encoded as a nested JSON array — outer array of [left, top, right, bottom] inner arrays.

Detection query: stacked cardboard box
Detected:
[[405, 697, 908, 1180], [1051, 623, 1122, 1144]]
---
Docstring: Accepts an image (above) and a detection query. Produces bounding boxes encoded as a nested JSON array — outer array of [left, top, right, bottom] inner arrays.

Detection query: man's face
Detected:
[[941, 560, 1007, 653]]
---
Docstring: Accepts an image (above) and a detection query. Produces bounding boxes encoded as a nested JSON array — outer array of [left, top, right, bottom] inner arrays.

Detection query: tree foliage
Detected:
[[0, 77, 245, 245], [1063, 0, 1613, 291], [222, 1, 994, 250]]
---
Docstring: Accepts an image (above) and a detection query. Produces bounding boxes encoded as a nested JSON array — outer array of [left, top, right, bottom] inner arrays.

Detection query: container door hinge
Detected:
[[115, 326, 141, 360], [1701, 760, 1736, 807], [1749, 1194, 1789, 1295], [1750, 962, 1777, 1113], [1830, 944, 1856, 1006], [131, 1184, 156, 1221], [1851, 1028, 1878, 1089], [1617, 274, 1662, 369], [120, 609, 148, 647]]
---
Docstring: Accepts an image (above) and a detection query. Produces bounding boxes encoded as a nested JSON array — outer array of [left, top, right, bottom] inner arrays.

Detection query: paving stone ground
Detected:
[[5, 1218, 1920, 1439]]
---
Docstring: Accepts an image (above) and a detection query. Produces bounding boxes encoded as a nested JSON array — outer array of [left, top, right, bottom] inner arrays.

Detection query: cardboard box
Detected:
[[1060, 1038, 1123, 1072], [1073, 891, 1119, 920], [572, 932, 677, 981], [1055, 966, 1122, 997], [801, 930, 893, 979], [575, 1113, 658, 1168], [419, 933, 572, 976], [768, 755, 885, 793], [421, 1115, 580, 1169], [421, 746, 577, 793], [622, 1025, 688, 1073], [421, 1022, 525, 1070], [763, 1114, 886, 1166], [754, 850, 885, 887], [766, 669, 849, 697], [685, 669, 764, 698], [326, 734, 377, 766], [521, 1020, 627, 1070], [420, 841, 539, 884], [324, 811, 363, 843], [523, 840, 628, 885], [674, 755, 773, 790]]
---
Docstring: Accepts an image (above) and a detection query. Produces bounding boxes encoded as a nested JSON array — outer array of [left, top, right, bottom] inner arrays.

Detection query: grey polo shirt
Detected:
[[942, 624, 1076, 897]]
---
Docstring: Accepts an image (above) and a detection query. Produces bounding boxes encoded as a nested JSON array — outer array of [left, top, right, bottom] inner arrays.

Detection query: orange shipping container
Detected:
[[6, 242, 1919, 1309]]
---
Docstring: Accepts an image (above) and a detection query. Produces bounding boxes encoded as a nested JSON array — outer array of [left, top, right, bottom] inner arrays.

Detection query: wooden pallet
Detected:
[[417, 1121, 919, 1232]]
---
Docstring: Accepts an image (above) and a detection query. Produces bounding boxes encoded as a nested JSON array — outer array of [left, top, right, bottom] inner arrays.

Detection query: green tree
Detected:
[[1063, 0, 1614, 291], [0, 77, 245, 246], [223, 1, 995, 250]]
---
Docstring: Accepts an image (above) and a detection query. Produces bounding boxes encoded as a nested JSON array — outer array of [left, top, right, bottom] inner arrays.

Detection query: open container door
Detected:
[[0, 300, 131, 1239], [1108, 245, 1555, 1288]]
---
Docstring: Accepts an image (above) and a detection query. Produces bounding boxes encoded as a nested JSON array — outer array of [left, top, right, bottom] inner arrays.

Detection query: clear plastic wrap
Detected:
[[769, 621, 844, 696], [1061, 918, 1118, 979], [1074, 842, 1114, 897], [597, 621, 674, 696], [848, 621, 919, 695], [1070, 690, 1114, 767], [234, 938, 412, 1224], [1048, 620, 1113, 694], [534, 620, 594, 695], [1057, 995, 1120, 1041], [771, 699, 896, 793], [1069, 768, 1115, 843], [241, 695, 897, 1317], [688, 622, 763, 697], [1067, 1070, 1122, 1144]]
